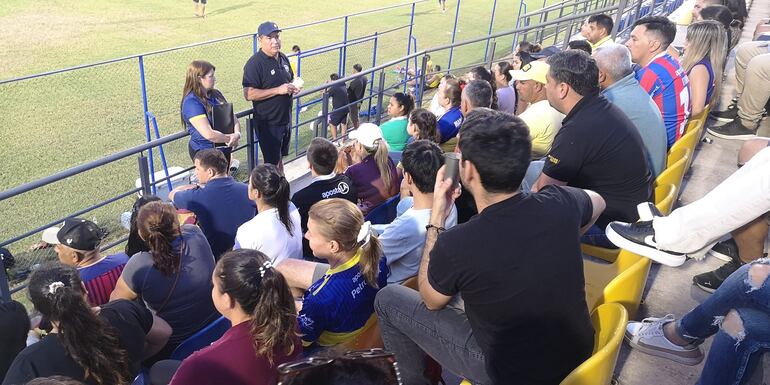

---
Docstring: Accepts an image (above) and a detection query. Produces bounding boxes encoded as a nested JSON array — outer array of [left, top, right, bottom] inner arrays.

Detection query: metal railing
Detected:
[[0, 0, 684, 302]]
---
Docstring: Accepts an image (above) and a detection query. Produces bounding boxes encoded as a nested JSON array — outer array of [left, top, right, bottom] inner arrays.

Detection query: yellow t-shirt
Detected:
[[519, 100, 565, 158]]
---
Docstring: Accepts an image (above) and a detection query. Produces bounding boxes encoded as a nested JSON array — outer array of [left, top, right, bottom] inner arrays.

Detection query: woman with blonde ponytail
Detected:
[[276, 198, 388, 350], [5, 263, 168, 385], [111, 201, 218, 362], [166, 249, 301, 385], [345, 123, 399, 214], [681, 20, 727, 117]]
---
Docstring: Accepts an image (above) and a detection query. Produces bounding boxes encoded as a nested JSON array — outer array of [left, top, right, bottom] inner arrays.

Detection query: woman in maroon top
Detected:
[[344, 123, 399, 214], [168, 249, 302, 385]]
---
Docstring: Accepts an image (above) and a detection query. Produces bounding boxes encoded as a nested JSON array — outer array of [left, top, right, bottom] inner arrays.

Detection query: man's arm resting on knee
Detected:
[[581, 189, 606, 234]]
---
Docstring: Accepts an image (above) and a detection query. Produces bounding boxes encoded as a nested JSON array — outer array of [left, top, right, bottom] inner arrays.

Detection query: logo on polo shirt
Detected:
[[321, 182, 350, 199], [547, 154, 560, 165], [270, 69, 275, 75], [284, 64, 290, 72]]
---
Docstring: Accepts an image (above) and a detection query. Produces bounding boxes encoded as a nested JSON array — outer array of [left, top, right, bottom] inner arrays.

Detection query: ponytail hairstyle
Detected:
[[137, 201, 182, 276], [408, 108, 440, 143], [469, 66, 499, 110], [372, 138, 394, 194], [391, 92, 415, 118], [28, 264, 130, 385], [249, 164, 294, 236], [308, 199, 383, 287], [215, 249, 298, 363], [125, 195, 162, 257]]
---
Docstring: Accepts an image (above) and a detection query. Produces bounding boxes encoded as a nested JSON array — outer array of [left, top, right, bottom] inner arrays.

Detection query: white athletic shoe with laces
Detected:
[[625, 315, 704, 366]]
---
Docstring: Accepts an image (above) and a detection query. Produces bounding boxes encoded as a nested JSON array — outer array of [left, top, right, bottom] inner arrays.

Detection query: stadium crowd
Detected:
[[3, 0, 770, 383]]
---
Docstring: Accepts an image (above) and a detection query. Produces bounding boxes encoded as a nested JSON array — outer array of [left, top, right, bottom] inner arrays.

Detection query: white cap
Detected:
[[41, 226, 62, 245], [348, 123, 384, 148]]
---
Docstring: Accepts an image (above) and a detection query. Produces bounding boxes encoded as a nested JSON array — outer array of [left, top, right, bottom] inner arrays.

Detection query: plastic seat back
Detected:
[[365, 194, 401, 225], [654, 183, 677, 215], [599, 250, 651, 319], [170, 316, 231, 361], [559, 303, 628, 385], [658, 147, 690, 192], [670, 127, 700, 170], [343, 315, 384, 350]]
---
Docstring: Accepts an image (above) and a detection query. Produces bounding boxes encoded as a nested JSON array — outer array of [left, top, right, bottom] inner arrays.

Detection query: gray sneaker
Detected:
[[625, 315, 704, 366], [707, 119, 757, 140]]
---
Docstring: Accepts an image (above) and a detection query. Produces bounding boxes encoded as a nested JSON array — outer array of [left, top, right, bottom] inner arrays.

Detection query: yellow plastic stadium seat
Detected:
[[581, 243, 620, 263], [560, 303, 628, 385], [343, 315, 384, 350], [670, 126, 701, 170], [654, 183, 677, 216], [583, 249, 651, 319], [658, 147, 691, 192]]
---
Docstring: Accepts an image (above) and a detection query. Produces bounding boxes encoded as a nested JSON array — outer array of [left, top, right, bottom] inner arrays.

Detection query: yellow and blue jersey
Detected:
[[298, 251, 389, 347]]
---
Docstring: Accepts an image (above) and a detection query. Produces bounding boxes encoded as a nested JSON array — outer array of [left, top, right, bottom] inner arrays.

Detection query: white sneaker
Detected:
[[625, 315, 704, 366]]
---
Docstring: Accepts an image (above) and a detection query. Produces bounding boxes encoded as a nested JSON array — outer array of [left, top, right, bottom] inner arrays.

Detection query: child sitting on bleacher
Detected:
[[278, 198, 388, 350], [344, 123, 399, 215]]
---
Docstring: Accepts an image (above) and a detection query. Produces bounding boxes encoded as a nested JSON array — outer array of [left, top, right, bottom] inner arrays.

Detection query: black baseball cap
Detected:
[[258, 21, 281, 37], [41, 218, 104, 251]]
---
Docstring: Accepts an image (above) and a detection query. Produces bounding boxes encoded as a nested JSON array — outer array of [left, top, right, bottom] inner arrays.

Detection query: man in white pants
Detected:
[[606, 145, 770, 283]]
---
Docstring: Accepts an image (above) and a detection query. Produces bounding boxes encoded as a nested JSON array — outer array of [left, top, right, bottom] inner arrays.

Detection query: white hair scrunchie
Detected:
[[258, 260, 273, 278], [48, 281, 65, 295], [357, 221, 373, 246]]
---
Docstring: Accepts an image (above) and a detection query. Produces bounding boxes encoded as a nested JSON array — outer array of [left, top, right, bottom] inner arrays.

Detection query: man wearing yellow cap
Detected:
[[510, 61, 565, 158]]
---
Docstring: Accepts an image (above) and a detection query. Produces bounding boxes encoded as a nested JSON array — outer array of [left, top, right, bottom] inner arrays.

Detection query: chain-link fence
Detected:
[[0, 0, 684, 303]]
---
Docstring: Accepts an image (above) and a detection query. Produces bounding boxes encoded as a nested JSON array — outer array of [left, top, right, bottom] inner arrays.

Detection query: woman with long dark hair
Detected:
[[234, 164, 303, 264], [4, 263, 169, 385], [125, 195, 161, 257], [492, 61, 517, 114], [111, 201, 218, 362], [167, 249, 301, 385], [407, 108, 441, 144], [180, 60, 241, 163], [379, 92, 415, 151], [277, 198, 388, 349]]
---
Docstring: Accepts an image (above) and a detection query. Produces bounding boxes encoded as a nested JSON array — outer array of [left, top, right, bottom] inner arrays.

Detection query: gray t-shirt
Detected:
[[121, 225, 218, 345]]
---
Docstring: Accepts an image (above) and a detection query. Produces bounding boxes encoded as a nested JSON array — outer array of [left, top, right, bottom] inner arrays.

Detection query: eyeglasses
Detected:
[[276, 348, 401, 385]]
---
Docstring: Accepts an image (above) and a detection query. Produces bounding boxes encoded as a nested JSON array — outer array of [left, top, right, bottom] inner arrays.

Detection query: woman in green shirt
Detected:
[[380, 92, 414, 151]]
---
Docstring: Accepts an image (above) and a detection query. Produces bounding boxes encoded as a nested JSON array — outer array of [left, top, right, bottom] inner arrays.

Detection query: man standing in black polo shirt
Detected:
[[243, 21, 299, 170], [375, 108, 605, 385], [532, 50, 652, 247], [347, 63, 367, 130]]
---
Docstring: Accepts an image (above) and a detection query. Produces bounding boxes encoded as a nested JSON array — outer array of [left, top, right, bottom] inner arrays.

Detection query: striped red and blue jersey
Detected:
[[635, 53, 690, 148], [79, 252, 129, 306]]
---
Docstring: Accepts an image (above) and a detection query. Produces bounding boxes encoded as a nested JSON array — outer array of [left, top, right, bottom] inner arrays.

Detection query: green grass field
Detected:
[[0, 0, 566, 292]]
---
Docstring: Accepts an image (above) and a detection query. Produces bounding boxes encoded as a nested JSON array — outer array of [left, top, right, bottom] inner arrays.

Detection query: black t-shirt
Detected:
[[347, 76, 367, 103], [292, 173, 358, 257], [2, 300, 153, 385], [428, 186, 595, 384], [543, 93, 652, 227], [242, 49, 295, 125], [329, 83, 350, 113]]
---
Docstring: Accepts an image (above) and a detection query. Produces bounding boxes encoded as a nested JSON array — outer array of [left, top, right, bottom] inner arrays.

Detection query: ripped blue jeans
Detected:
[[675, 259, 770, 385]]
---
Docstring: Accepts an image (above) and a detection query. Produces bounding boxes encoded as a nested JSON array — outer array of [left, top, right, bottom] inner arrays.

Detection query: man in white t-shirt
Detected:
[[373, 140, 457, 284], [511, 61, 565, 159]]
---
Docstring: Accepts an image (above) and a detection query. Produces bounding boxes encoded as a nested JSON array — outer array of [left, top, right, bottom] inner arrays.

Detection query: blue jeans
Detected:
[[674, 259, 770, 385], [375, 285, 491, 385], [580, 224, 616, 248]]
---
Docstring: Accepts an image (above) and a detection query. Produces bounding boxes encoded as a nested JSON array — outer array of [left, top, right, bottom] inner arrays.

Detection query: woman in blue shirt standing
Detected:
[[180, 60, 241, 164]]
